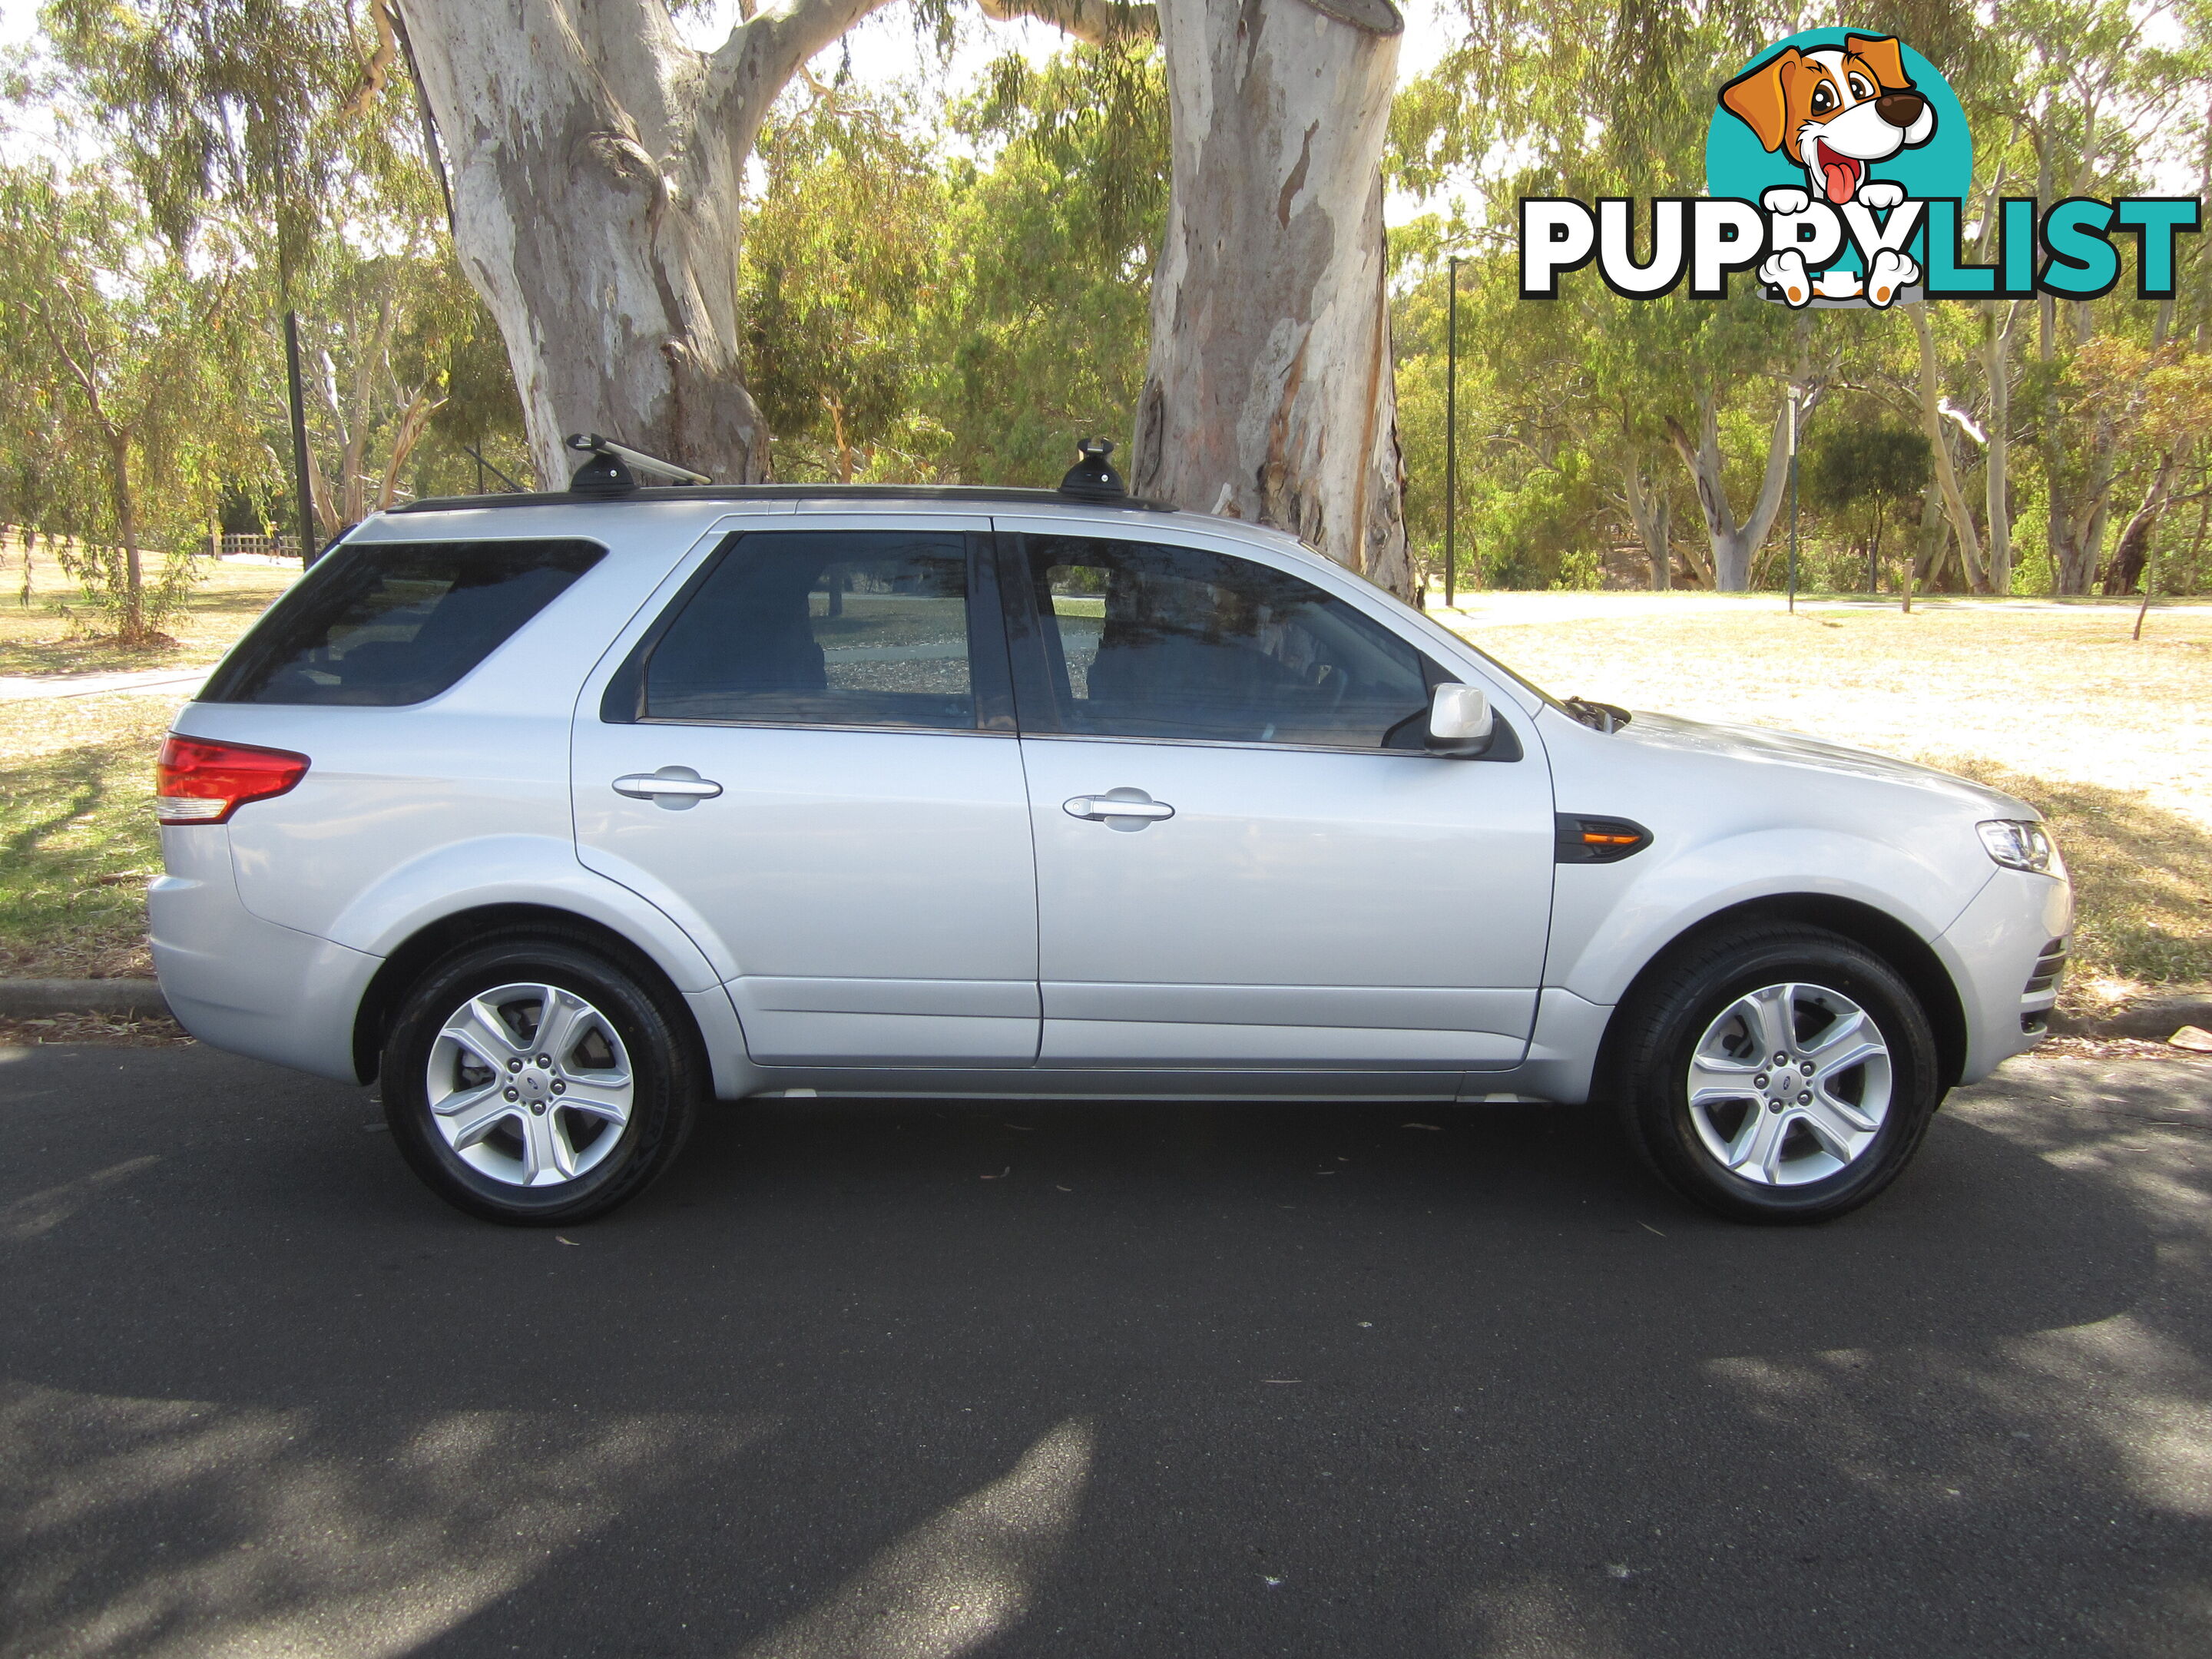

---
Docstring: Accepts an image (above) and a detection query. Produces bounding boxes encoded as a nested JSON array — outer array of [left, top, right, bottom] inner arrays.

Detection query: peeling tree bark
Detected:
[[396, 0, 893, 487], [1132, 0, 1412, 598]]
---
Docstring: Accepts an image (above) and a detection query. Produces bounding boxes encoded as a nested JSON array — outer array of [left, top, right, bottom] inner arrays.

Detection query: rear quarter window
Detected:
[[200, 539, 605, 707]]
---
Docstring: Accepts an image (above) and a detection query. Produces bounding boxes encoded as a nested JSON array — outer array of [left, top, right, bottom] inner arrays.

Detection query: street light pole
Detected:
[[1786, 386, 1800, 614], [1445, 254, 1459, 609]]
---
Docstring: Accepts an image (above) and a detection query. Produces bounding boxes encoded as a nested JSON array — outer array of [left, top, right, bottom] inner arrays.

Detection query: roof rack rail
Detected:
[[565, 432, 711, 495], [389, 441, 1181, 516]]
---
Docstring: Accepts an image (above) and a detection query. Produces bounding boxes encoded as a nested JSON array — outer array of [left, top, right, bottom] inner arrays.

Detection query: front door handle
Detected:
[[1064, 790, 1174, 826], [614, 767, 723, 808]]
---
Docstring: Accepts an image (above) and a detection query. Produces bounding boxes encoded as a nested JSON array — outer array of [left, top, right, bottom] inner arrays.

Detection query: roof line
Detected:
[[390, 483, 1183, 515]]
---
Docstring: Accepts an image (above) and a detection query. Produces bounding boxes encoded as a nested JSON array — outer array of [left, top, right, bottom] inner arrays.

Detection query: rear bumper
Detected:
[[149, 826, 379, 1084], [1933, 866, 2075, 1084]]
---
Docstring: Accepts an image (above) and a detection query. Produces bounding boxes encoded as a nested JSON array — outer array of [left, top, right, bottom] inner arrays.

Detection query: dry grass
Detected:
[[0, 1012, 192, 1048], [0, 543, 298, 676], [1446, 594, 2212, 1008]]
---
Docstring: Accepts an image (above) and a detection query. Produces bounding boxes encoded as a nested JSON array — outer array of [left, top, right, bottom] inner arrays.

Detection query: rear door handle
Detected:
[[1064, 791, 1174, 823], [614, 769, 723, 803]]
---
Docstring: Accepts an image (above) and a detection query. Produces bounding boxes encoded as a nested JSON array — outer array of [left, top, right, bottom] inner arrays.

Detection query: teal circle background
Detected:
[[1704, 30, 1972, 207]]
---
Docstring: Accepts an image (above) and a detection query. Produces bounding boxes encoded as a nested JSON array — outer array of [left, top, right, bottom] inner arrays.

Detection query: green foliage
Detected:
[[739, 40, 1165, 488], [40, 0, 406, 283], [0, 164, 253, 641], [1386, 0, 2212, 591]]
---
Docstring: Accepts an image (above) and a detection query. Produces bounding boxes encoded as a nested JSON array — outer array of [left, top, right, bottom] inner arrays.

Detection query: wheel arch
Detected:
[[1594, 893, 1969, 1095], [352, 903, 713, 1087]]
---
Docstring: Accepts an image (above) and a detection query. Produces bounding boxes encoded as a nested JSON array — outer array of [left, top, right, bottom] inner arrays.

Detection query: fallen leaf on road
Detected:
[[981, 1167, 1010, 1180], [1402, 1122, 1442, 1131], [556, 1236, 581, 1246]]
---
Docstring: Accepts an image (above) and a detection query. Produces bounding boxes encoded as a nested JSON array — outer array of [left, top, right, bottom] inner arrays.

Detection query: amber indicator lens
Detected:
[[1555, 814, 1652, 864]]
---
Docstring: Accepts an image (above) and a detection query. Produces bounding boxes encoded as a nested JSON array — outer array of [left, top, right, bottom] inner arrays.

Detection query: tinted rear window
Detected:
[[200, 539, 604, 707]]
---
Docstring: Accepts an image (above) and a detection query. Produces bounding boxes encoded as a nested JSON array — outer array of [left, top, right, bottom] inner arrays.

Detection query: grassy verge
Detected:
[[0, 547, 297, 977], [0, 694, 174, 979], [0, 548, 299, 677]]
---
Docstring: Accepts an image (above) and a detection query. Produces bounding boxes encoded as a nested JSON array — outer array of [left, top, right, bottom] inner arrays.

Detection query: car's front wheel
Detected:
[[1611, 923, 1942, 1224], [380, 933, 699, 1224]]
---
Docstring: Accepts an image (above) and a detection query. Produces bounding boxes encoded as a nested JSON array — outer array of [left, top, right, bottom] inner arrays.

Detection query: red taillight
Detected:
[[155, 736, 310, 826]]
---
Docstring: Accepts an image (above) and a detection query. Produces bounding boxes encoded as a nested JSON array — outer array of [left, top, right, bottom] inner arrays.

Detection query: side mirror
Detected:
[[1426, 682, 1494, 757]]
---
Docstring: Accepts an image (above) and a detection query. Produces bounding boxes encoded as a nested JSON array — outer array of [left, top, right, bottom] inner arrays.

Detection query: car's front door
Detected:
[[572, 518, 1039, 1067], [996, 523, 1555, 1075]]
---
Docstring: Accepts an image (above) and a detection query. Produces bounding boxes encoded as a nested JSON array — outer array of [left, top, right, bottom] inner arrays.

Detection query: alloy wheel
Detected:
[[1684, 981, 1893, 1187], [424, 982, 635, 1187]]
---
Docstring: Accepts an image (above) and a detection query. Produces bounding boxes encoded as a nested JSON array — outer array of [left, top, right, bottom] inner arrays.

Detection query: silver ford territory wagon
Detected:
[[151, 446, 2071, 1227]]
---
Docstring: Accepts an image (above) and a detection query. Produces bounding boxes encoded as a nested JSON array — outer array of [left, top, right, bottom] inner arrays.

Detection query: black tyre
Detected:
[[380, 932, 700, 1225], [1610, 923, 1942, 1224]]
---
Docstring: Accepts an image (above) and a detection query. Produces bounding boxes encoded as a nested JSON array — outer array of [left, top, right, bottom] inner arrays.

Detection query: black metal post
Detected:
[[1445, 254, 1459, 608], [284, 310, 317, 567], [1786, 388, 1800, 613]]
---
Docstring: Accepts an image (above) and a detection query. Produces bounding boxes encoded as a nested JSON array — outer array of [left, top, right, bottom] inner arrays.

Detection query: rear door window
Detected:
[[621, 530, 988, 731], [200, 539, 604, 707]]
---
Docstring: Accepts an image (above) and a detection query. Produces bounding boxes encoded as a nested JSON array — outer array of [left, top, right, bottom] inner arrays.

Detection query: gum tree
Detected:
[[1131, 0, 1412, 596]]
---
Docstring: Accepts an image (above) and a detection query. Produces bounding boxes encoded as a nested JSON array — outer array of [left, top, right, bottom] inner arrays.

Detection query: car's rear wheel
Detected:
[[380, 935, 698, 1224], [1611, 923, 1942, 1224]]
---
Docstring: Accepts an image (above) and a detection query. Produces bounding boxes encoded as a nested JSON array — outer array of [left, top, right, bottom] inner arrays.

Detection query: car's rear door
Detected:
[[571, 515, 1040, 1067]]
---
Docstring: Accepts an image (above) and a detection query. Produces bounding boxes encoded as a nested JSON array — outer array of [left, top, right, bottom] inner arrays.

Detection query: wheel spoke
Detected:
[[1747, 984, 1798, 1058], [1726, 1103, 1790, 1184], [430, 1077, 504, 1120], [447, 1096, 521, 1150], [519, 1107, 576, 1184], [531, 988, 588, 1066], [1800, 1096, 1870, 1159], [1688, 1051, 1760, 1108], [439, 998, 526, 1071], [1805, 1009, 1884, 1084], [561, 1091, 631, 1127], [1810, 1086, 1879, 1135]]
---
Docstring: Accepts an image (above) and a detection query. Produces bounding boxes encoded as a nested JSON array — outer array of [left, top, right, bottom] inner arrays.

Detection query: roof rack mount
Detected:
[[565, 432, 711, 495]]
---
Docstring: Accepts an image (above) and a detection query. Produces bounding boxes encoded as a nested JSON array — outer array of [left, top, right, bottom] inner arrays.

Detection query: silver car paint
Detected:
[[150, 494, 2068, 1101]]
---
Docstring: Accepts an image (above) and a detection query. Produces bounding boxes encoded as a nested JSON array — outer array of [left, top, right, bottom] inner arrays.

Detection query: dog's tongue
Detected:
[[1820, 153, 1860, 205]]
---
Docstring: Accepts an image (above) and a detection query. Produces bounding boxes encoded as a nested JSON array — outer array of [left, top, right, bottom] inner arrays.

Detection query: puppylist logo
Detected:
[[1522, 28, 2200, 309]]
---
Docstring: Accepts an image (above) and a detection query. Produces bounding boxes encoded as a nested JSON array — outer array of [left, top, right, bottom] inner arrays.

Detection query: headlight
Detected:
[[1977, 819, 2058, 874]]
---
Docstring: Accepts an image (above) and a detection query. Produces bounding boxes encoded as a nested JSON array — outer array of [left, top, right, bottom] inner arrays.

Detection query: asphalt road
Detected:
[[3, 1042, 2209, 1659]]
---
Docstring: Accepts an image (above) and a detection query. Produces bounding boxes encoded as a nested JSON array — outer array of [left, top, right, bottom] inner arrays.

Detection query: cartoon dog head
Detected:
[[1720, 35, 1936, 206]]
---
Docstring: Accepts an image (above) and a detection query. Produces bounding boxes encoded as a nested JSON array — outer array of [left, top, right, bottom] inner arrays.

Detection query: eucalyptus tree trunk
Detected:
[[1621, 455, 1671, 590], [1665, 388, 1801, 592], [1131, 0, 1412, 598], [1980, 300, 2020, 594], [395, 0, 892, 488], [1911, 306, 1989, 593]]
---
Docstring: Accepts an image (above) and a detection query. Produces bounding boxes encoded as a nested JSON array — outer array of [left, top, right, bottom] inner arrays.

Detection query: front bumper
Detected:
[[1933, 865, 2075, 1084]]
